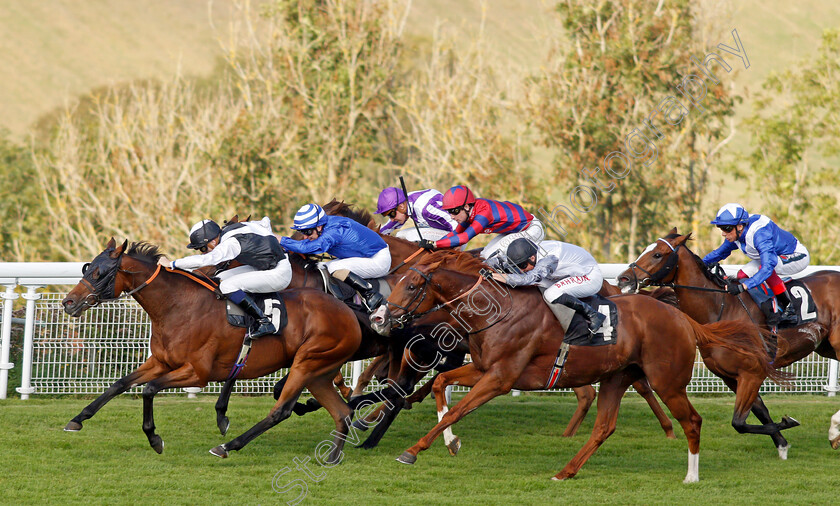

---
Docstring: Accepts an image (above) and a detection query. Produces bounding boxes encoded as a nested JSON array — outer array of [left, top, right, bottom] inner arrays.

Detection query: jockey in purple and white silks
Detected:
[[158, 217, 291, 338], [280, 203, 389, 311], [702, 203, 810, 326], [491, 238, 605, 334], [376, 187, 457, 242]]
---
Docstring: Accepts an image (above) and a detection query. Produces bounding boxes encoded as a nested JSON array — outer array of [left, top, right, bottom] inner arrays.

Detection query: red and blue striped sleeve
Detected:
[[435, 213, 490, 248]]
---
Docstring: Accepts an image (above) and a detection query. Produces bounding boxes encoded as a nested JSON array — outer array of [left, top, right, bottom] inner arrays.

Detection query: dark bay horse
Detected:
[[373, 251, 781, 482], [61, 238, 362, 461], [616, 229, 835, 457]]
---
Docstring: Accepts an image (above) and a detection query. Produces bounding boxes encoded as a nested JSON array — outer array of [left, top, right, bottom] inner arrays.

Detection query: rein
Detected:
[[388, 266, 512, 334], [387, 247, 425, 275]]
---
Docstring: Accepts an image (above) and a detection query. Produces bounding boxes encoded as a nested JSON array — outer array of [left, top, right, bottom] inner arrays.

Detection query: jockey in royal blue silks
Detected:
[[376, 186, 457, 242], [159, 217, 292, 339], [280, 203, 390, 311], [491, 238, 606, 334], [702, 203, 810, 326]]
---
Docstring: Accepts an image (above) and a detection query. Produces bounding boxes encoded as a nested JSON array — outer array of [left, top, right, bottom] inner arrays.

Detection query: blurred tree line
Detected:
[[0, 0, 836, 264]]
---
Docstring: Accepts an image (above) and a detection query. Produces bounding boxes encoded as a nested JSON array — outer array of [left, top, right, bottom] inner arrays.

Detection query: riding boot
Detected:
[[235, 293, 277, 339], [775, 289, 798, 325], [553, 294, 606, 334], [343, 272, 384, 311], [761, 299, 782, 328]]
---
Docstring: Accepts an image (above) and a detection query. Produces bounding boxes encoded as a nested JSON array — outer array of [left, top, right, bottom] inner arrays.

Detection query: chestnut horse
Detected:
[[616, 229, 835, 457], [61, 238, 362, 461], [373, 250, 782, 482]]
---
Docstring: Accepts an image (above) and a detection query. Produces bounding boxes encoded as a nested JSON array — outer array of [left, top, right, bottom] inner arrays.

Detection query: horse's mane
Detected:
[[323, 199, 377, 230], [126, 242, 163, 264], [418, 250, 487, 275]]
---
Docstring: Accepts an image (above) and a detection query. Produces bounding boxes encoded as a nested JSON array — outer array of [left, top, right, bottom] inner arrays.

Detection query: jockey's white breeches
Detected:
[[218, 258, 293, 295], [481, 219, 546, 260], [542, 267, 604, 301], [741, 242, 810, 279], [325, 245, 391, 279]]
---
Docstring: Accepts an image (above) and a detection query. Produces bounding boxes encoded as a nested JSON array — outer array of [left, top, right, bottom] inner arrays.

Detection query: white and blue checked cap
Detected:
[[711, 203, 749, 225], [292, 204, 326, 230]]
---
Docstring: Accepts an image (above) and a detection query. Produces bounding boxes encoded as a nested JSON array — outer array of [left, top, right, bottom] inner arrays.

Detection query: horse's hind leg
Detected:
[[141, 363, 203, 454], [273, 373, 322, 416], [562, 386, 595, 437], [554, 370, 637, 481], [749, 393, 792, 458], [333, 372, 353, 401], [307, 376, 354, 464], [728, 375, 798, 437], [65, 357, 168, 432], [215, 378, 236, 435], [633, 378, 676, 439]]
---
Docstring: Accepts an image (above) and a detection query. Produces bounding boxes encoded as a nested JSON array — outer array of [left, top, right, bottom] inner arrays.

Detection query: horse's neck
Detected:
[[128, 265, 214, 319], [435, 268, 530, 334], [673, 249, 757, 323]]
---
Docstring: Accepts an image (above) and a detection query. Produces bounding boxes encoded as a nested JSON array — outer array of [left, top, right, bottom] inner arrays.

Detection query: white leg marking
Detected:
[[683, 451, 699, 484], [438, 406, 454, 445], [829, 410, 840, 442], [777, 444, 789, 460]]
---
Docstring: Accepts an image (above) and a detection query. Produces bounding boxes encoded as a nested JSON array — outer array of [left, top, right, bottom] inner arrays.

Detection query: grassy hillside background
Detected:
[[1, 0, 838, 261]]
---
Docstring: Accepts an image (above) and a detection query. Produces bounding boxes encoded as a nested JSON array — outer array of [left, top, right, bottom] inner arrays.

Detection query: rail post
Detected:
[[826, 359, 839, 398], [16, 286, 42, 400], [0, 284, 19, 399]]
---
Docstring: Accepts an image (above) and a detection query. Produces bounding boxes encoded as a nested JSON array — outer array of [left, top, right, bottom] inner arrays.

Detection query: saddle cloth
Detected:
[[226, 292, 288, 334], [562, 295, 619, 347], [779, 279, 818, 328]]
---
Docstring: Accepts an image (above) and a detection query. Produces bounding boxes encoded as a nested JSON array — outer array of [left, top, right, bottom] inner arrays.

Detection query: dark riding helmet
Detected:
[[187, 219, 222, 250], [506, 238, 538, 268]]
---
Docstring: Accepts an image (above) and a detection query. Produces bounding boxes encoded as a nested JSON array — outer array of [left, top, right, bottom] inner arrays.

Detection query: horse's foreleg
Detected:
[[748, 394, 790, 458], [273, 373, 321, 416], [351, 354, 389, 397], [728, 375, 799, 437], [215, 378, 236, 435], [141, 363, 203, 454], [633, 378, 676, 439], [333, 372, 353, 401], [654, 385, 703, 483], [211, 366, 312, 457], [64, 357, 168, 432], [563, 386, 595, 437], [397, 363, 491, 464], [554, 371, 637, 481]]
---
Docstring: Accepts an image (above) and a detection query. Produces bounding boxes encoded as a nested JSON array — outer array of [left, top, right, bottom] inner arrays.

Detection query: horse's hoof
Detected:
[[150, 436, 164, 454], [209, 445, 228, 458], [446, 436, 461, 457], [551, 474, 570, 481], [396, 452, 417, 465], [831, 435, 840, 450], [778, 444, 790, 460], [218, 418, 230, 436], [781, 415, 801, 429], [350, 419, 370, 432], [64, 421, 83, 432], [683, 475, 699, 484], [356, 438, 379, 450]]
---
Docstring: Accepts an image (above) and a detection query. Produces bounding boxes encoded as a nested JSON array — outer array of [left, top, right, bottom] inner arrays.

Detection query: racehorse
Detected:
[[61, 238, 362, 462], [372, 250, 783, 482], [616, 229, 836, 456]]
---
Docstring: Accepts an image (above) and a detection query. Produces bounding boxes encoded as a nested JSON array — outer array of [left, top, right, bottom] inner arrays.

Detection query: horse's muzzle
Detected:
[[370, 306, 392, 336], [61, 295, 90, 317]]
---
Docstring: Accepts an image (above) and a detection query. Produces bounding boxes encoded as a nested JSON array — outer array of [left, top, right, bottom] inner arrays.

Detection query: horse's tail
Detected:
[[686, 317, 794, 386]]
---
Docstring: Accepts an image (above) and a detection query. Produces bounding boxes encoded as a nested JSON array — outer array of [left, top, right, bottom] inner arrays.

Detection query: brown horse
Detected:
[[616, 229, 834, 457], [310, 200, 675, 441], [61, 238, 362, 461], [373, 250, 781, 482]]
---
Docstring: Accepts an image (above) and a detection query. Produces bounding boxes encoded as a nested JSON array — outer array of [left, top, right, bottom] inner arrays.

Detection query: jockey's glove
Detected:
[[726, 281, 745, 295], [418, 239, 436, 250]]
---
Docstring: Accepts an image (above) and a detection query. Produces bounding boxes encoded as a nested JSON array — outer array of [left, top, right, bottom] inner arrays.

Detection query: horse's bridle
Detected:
[[79, 255, 161, 308], [626, 238, 683, 289]]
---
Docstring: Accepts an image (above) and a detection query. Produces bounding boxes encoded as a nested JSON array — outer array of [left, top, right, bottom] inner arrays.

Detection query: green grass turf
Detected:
[[1, 393, 837, 505]]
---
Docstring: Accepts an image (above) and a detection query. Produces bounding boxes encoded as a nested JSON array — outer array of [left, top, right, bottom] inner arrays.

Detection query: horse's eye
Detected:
[[653, 253, 662, 259], [408, 283, 416, 291]]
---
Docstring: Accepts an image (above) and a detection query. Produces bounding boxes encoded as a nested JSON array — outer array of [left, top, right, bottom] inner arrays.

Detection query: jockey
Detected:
[[702, 203, 810, 326], [492, 238, 606, 334], [280, 203, 389, 311], [421, 185, 545, 259], [376, 187, 457, 242], [158, 217, 291, 339]]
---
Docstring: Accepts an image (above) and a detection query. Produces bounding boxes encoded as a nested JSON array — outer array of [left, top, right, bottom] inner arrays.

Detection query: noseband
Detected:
[[626, 238, 681, 289]]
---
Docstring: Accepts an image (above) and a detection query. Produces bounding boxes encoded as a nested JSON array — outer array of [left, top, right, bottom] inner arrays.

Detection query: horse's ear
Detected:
[[423, 259, 445, 272], [675, 233, 692, 247], [106, 237, 116, 249], [111, 239, 128, 258], [244, 215, 251, 222], [225, 214, 239, 226], [669, 227, 678, 235]]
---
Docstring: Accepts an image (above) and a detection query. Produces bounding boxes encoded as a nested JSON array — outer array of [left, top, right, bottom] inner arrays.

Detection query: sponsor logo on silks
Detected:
[[554, 275, 590, 288]]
